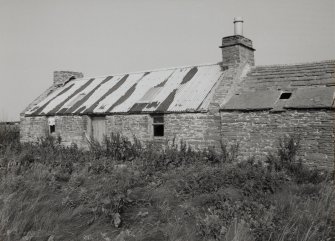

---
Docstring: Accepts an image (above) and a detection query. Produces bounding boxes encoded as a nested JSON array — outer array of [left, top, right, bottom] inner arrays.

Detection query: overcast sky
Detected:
[[0, 0, 334, 121]]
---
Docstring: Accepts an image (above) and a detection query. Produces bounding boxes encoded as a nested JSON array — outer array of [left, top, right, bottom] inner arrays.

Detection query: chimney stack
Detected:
[[53, 71, 84, 86], [220, 18, 255, 66]]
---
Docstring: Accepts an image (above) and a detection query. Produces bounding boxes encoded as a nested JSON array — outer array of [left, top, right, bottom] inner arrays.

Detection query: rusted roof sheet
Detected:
[[25, 64, 224, 116]]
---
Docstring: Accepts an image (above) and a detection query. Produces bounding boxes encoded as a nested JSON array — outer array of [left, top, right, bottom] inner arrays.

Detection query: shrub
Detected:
[[266, 133, 329, 184]]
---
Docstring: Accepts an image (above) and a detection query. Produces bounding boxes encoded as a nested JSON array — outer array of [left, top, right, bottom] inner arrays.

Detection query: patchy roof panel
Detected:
[[221, 90, 281, 110], [167, 65, 223, 112], [25, 64, 224, 116], [285, 87, 335, 109]]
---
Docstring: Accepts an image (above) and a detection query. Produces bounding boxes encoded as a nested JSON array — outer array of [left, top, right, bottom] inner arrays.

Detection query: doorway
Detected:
[[91, 117, 106, 144]]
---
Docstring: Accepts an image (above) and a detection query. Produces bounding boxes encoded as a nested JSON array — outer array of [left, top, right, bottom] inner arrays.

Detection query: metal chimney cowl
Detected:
[[234, 17, 243, 36]]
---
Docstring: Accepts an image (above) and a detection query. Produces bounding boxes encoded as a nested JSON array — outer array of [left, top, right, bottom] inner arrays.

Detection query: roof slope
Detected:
[[25, 64, 224, 116], [222, 60, 335, 111]]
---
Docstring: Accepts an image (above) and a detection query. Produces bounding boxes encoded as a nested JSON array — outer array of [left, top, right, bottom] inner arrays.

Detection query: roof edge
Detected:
[[251, 59, 335, 69], [284, 106, 335, 110], [23, 110, 209, 117], [220, 106, 335, 112], [220, 108, 272, 112], [79, 62, 223, 81]]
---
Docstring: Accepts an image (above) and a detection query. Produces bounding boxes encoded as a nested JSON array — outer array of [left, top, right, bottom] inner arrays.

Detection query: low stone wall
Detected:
[[220, 109, 334, 169]]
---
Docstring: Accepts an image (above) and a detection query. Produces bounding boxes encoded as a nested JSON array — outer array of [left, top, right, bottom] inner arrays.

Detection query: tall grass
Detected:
[[0, 126, 333, 241]]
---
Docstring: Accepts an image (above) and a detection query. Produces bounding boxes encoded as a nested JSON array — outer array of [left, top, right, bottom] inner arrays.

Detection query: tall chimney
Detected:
[[220, 17, 255, 66], [53, 71, 84, 86]]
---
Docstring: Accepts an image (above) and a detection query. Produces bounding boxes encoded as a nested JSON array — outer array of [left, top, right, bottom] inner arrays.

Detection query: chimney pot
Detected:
[[234, 17, 243, 36]]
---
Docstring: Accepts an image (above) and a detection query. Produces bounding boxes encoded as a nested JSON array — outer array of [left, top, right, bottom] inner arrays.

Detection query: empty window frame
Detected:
[[48, 117, 56, 134], [152, 115, 164, 137]]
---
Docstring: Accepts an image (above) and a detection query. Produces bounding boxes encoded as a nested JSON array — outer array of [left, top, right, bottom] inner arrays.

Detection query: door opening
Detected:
[[91, 117, 106, 144]]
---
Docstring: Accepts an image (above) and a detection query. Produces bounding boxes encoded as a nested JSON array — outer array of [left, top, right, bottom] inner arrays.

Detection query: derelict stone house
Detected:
[[20, 19, 335, 169]]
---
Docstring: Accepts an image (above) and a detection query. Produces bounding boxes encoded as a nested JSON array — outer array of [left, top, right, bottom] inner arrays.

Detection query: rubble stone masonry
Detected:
[[21, 112, 221, 150], [20, 116, 88, 148], [220, 109, 334, 169], [106, 112, 221, 149], [20, 109, 334, 170], [20, 116, 48, 143]]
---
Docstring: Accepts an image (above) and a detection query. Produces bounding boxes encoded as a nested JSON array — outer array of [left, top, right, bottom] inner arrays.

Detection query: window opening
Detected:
[[48, 117, 56, 134], [152, 115, 164, 137], [49, 125, 55, 133], [279, 92, 292, 99]]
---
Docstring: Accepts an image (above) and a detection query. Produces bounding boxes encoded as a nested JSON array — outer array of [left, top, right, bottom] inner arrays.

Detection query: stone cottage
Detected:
[[21, 18, 335, 169]]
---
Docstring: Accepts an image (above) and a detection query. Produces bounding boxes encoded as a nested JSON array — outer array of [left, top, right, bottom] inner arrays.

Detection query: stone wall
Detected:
[[21, 113, 221, 150], [20, 115, 89, 148], [220, 109, 335, 169], [164, 112, 221, 149], [106, 112, 221, 150], [20, 116, 48, 143], [53, 115, 88, 147], [20, 109, 334, 169], [106, 115, 151, 142]]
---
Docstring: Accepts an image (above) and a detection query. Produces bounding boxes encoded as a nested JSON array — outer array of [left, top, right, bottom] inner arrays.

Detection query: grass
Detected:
[[0, 126, 333, 241]]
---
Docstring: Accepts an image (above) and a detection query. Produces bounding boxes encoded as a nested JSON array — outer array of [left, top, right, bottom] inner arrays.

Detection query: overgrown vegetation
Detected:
[[0, 126, 333, 241]]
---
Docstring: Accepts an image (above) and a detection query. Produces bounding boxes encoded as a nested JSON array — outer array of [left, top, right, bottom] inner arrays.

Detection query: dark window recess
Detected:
[[153, 124, 164, 136], [49, 125, 55, 133], [152, 115, 164, 137], [280, 92, 292, 99]]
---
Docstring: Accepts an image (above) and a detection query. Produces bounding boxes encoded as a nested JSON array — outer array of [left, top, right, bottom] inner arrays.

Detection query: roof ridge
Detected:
[[78, 62, 221, 80], [252, 59, 335, 69]]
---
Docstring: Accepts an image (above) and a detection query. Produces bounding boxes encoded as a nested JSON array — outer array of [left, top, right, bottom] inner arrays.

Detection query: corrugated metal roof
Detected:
[[25, 64, 224, 116]]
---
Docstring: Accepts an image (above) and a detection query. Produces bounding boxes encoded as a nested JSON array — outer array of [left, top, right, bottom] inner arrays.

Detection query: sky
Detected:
[[0, 0, 334, 121]]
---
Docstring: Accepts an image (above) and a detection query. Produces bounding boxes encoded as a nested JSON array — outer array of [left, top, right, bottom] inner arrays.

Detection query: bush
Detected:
[[266, 133, 329, 184]]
